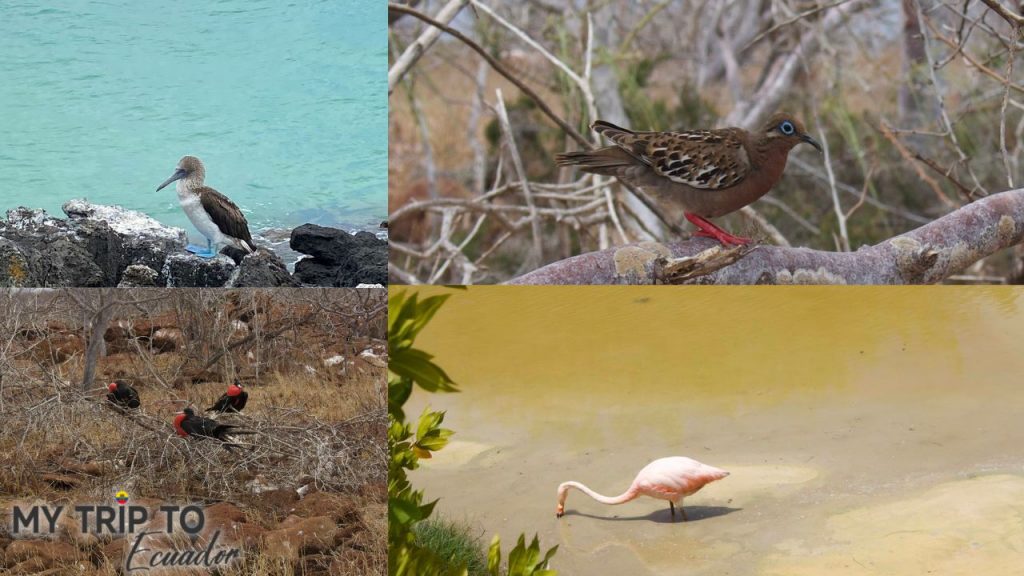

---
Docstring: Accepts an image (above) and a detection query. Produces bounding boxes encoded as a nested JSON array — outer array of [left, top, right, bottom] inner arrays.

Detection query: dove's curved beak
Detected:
[[801, 133, 823, 153]]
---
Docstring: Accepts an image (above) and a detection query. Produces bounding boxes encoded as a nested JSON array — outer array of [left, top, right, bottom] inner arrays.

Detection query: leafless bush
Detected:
[[0, 381, 384, 501], [0, 288, 387, 500]]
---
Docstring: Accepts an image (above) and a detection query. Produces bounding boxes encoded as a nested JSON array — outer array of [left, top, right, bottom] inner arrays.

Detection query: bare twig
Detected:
[[879, 120, 958, 208], [388, 0, 470, 93], [494, 89, 543, 268], [844, 167, 874, 222], [387, 2, 590, 147], [978, 0, 1024, 28], [727, 0, 868, 129], [925, 14, 1024, 95], [1000, 38, 1017, 188], [740, 0, 856, 55], [817, 121, 850, 251]]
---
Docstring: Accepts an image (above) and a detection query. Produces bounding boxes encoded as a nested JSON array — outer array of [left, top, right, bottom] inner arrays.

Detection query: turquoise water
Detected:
[[0, 1, 385, 242]]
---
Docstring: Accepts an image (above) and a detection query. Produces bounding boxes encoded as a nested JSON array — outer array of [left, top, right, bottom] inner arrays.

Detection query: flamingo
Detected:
[[556, 456, 729, 521]]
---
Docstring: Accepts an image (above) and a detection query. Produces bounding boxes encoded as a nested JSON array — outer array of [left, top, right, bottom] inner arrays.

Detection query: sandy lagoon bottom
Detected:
[[405, 287, 1024, 575]]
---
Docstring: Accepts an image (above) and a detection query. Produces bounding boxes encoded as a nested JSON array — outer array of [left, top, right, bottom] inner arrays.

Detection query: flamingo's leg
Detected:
[[670, 501, 676, 522], [681, 505, 688, 522], [684, 212, 751, 246]]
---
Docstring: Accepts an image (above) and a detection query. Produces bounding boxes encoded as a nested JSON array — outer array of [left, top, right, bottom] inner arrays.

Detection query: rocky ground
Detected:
[[0, 290, 387, 575], [0, 201, 387, 288]]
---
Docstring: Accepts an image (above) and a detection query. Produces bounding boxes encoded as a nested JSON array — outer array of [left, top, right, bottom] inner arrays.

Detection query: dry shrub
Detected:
[[0, 288, 387, 575]]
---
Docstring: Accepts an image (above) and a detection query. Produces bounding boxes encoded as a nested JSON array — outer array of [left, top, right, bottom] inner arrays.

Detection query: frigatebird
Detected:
[[173, 407, 253, 451], [106, 380, 140, 409], [207, 380, 248, 413]]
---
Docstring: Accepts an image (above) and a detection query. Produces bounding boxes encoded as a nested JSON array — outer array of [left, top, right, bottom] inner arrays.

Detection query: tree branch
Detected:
[[979, 0, 1024, 28], [195, 310, 317, 374], [388, 0, 470, 94], [387, 2, 590, 147], [506, 188, 1024, 285], [725, 0, 868, 129]]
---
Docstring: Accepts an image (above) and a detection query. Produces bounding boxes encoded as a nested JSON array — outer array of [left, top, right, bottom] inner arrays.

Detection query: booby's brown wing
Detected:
[[197, 186, 255, 252], [592, 121, 751, 190]]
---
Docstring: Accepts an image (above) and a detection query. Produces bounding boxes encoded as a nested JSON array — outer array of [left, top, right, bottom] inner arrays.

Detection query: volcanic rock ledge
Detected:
[[0, 201, 386, 288]]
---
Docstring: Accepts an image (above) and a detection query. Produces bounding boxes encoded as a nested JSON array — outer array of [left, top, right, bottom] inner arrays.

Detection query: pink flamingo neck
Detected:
[[558, 481, 638, 508]]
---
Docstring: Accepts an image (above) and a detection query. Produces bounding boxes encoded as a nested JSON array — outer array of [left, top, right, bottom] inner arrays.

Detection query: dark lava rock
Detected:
[[230, 249, 301, 288], [64, 199, 185, 281], [0, 202, 186, 287], [293, 257, 338, 286], [161, 254, 235, 288], [0, 238, 32, 287], [289, 224, 356, 265], [221, 245, 250, 265], [337, 243, 387, 286], [0, 208, 108, 286], [290, 224, 387, 287], [117, 264, 159, 287], [161, 249, 300, 288]]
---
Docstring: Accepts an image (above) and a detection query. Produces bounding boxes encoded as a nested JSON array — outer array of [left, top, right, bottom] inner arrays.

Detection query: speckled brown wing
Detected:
[[592, 121, 751, 190], [197, 186, 256, 252]]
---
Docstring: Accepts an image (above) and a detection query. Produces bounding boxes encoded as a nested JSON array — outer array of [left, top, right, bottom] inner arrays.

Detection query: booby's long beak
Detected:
[[156, 168, 188, 191], [801, 133, 823, 153]]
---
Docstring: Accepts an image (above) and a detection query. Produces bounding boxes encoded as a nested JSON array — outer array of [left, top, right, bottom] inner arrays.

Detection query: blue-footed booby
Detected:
[[156, 155, 256, 258]]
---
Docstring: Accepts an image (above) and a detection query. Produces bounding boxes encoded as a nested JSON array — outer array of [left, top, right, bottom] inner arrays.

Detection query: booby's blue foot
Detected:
[[185, 244, 218, 258]]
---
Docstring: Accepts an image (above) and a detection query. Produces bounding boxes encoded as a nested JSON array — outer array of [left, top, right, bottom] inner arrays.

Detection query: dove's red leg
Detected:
[[685, 213, 751, 246]]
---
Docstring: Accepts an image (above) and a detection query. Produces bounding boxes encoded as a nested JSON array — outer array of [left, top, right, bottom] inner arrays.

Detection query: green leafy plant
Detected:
[[389, 290, 558, 576], [487, 534, 558, 576]]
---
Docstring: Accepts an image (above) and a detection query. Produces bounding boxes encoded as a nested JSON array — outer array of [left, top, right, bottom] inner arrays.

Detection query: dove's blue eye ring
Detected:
[[779, 120, 795, 135]]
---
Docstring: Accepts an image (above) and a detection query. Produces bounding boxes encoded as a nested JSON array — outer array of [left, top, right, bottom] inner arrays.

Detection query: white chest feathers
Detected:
[[176, 182, 227, 244]]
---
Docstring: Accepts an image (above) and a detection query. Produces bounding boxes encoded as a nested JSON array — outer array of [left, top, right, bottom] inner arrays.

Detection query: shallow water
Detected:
[[404, 287, 1024, 575], [0, 1, 385, 243]]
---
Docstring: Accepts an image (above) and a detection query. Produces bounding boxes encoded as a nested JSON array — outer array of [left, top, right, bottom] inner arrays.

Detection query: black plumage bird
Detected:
[[173, 407, 253, 451], [207, 380, 248, 413], [106, 380, 140, 409]]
